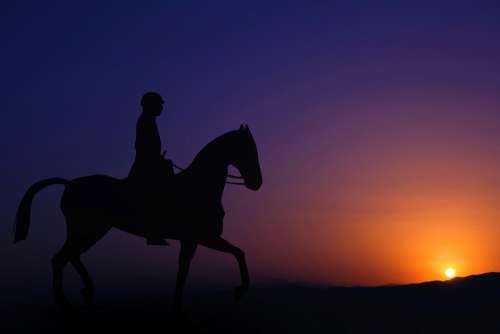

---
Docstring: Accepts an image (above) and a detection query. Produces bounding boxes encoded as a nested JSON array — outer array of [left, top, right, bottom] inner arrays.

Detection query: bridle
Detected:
[[172, 163, 246, 186]]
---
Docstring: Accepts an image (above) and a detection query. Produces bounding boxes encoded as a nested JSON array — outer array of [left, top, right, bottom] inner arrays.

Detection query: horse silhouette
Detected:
[[14, 124, 262, 315]]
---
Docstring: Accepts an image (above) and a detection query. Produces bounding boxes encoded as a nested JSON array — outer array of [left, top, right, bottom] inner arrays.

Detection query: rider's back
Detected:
[[128, 113, 162, 182]]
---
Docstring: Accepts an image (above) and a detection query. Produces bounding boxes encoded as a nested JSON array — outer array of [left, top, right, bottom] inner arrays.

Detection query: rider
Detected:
[[128, 92, 171, 246]]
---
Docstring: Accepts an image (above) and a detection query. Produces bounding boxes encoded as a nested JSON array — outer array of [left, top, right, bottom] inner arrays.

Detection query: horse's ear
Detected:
[[239, 124, 244, 131], [244, 124, 249, 131]]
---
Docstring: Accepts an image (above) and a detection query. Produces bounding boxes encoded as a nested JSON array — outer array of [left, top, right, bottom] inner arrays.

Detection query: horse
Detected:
[[14, 124, 262, 315]]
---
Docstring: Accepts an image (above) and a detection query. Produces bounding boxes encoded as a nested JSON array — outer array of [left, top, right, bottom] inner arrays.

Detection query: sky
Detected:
[[3, 1, 500, 290]]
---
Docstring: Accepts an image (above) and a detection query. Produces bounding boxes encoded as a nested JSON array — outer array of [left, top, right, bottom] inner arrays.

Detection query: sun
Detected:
[[444, 267, 456, 279]]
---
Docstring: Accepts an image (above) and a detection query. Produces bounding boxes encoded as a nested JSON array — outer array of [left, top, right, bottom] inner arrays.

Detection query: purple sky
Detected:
[[3, 1, 500, 291]]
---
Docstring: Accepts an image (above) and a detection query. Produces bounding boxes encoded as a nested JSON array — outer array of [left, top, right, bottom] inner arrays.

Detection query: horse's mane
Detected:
[[181, 129, 241, 174]]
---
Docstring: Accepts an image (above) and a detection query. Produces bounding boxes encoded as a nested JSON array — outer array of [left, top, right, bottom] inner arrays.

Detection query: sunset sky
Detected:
[[3, 1, 500, 289]]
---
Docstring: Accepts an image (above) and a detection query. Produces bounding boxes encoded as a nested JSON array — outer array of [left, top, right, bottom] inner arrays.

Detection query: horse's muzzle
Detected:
[[246, 175, 262, 191]]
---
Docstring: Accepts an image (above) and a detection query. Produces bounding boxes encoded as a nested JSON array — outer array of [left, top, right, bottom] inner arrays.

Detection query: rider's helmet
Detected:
[[141, 92, 164, 107]]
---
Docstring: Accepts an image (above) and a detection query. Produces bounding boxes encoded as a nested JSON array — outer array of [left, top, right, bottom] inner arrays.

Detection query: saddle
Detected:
[[121, 158, 175, 216]]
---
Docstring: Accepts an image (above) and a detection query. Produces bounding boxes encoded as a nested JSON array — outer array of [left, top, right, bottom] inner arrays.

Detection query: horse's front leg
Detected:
[[173, 241, 197, 316], [199, 237, 249, 302]]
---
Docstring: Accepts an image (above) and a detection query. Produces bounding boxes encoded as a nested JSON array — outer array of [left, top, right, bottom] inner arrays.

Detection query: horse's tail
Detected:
[[14, 178, 68, 244]]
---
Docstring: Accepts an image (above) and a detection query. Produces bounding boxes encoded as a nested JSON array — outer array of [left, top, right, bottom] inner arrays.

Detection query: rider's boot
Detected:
[[146, 237, 169, 246], [143, 197, 169, 246]]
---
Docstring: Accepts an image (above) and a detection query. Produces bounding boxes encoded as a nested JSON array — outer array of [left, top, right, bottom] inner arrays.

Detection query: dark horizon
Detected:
[[4, 270, 500, 333]]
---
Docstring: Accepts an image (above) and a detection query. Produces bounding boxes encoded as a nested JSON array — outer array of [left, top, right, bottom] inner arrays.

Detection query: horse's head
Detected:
[[231, 124, 263, 191]]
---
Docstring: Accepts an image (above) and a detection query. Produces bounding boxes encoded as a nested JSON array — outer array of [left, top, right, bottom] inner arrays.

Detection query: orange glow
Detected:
[[230, 95, 500, 287], [445, 268, 456, 279], [246, 97, 500, 286]]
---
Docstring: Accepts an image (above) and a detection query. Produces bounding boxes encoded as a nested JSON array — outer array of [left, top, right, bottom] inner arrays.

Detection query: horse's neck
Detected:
[[178, 152, 227, 199], [190, 158, 227, 184], [180, 132, 236, 198], [192, 136, 231, 174]]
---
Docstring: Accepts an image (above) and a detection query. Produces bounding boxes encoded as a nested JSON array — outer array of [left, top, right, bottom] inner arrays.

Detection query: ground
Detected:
[[4, 273, 500, 333]]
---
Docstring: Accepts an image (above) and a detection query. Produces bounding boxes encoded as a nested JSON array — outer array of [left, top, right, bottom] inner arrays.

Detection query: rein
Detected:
[[172, 163, 246, 186]]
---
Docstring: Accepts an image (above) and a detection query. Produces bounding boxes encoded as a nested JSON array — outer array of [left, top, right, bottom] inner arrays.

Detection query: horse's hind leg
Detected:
[[54, 214, 110, 309], [52, 241, 74, 311], [68, 226, 111, 305], [71, 256, 94, 305], [199, 237, 249, 302]]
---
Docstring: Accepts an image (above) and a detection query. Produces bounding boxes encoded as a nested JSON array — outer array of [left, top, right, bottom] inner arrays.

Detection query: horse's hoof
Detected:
[[81, 287, 93, 305], [55, 294, 73, 312], [233, 285, 248, 303], [173, 309, 191, 326]]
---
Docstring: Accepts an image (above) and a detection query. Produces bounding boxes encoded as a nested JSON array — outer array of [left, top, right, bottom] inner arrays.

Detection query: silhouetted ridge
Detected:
[[401, 272, 500, 289]]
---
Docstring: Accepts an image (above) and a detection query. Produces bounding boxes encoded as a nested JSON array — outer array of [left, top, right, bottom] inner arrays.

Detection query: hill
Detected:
[[4, 273, 500, 333]]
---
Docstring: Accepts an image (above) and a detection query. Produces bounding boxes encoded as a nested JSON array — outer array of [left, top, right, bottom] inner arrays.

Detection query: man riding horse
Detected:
[[127, 92, 173, 246], [14, 116, 263, 314]]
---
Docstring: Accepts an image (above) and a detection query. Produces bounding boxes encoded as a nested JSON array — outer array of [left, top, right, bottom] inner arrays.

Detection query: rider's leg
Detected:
[[142, 188, 168, 246], [145, 208, 168, 245]]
